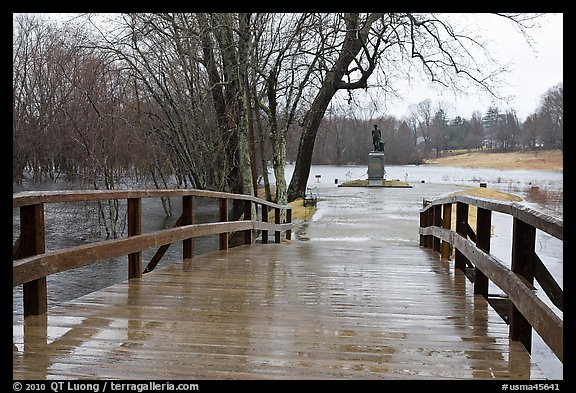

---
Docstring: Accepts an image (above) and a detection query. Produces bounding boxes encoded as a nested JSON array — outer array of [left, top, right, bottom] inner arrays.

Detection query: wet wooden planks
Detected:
[[13, 243, 546, 380]]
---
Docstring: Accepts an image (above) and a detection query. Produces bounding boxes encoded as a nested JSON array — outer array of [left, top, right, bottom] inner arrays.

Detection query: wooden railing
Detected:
[[13, 189, 293, 318], [419, 194, 563, 362]]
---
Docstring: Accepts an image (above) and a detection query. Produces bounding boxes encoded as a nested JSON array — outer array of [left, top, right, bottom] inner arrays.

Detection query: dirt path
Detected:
[[423, 149, 563, 171]]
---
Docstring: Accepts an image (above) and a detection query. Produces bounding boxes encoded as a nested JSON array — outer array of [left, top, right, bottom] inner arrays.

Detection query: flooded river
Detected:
[[12, 163, 563, 379], [283, 163, 563, 380]]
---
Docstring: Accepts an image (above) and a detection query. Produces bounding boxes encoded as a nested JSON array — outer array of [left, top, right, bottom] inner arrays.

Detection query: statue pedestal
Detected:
[[367, 151, 385, 186]]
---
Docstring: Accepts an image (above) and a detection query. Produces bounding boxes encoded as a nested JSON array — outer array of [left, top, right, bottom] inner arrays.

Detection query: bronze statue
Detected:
[[371, 124, 384, 152]]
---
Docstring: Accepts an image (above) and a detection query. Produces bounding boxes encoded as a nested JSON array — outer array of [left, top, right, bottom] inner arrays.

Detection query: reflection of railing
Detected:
[[13, 189, 292, 318], [419, 194, 563, 363]]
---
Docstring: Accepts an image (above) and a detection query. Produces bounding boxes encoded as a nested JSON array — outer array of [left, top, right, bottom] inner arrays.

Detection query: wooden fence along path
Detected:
[[12, 189, 562, 379]]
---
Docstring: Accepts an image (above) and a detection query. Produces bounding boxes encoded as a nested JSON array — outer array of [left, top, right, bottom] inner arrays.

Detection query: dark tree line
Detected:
[[14, 12, 553, 218], [288, 80, 563, 166]]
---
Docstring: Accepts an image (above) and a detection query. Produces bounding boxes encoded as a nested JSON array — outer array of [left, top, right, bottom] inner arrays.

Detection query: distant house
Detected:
[[482, 139, 493, 149]]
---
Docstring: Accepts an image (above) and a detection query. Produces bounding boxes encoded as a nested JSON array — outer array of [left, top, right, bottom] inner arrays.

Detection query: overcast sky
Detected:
[[36, 12, 563, 123], [369, 13, 563, 122]]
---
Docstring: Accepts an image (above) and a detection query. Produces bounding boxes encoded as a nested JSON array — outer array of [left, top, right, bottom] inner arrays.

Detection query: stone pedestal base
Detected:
[[367, 151, 385, 185]]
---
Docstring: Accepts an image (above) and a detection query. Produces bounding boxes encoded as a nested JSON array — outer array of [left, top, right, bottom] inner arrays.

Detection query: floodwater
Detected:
[[12, 186, 225, 320], [282, 163, 563, 380], [12, 163, 562, 379]]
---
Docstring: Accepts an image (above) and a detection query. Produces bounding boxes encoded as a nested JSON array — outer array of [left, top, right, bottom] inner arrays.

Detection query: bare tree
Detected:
[[430, 106, 448, 158], [503, 110, 521, 149], [468, 111, 485, 150], [13, 14, 81, 183], [82, 12, 256, 211], [236, 13, 256, 200], [416, 99, 433, 157], [287, 13, 387, 201], [251, 13, 320, 207], [13, 14, 137, 238], [95, 14, 213, 189], [15, 12, 547, 209], [389, 121, 418, 164], [405, 107, 420, 147], [538, 82, 563, 150], [522, 113, 540, 150], [287, 13, 544, 201]]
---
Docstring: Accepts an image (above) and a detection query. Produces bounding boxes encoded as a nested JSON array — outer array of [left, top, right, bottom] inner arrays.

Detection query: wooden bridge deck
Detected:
[[13, 242, 545, 380]]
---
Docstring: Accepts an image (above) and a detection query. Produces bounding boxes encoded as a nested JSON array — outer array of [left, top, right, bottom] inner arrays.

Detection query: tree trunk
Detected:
[[246, 88, 259, 197], [255, 110, 272, 201], [287, 13, 382, 202], [272, 134, 287, 218], [287, 80, 335, 201], [237, 13, 255, 202], [201, 13, 243, 196]]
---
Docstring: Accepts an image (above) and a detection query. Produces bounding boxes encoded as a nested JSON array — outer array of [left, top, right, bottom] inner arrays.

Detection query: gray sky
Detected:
[[369, 13, 563, 122], [36, 12, 563, 123]]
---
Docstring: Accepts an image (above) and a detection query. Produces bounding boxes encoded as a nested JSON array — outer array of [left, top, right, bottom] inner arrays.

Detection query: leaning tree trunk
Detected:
[[287, 13, 383, 202], [287, 81, 336, 201]]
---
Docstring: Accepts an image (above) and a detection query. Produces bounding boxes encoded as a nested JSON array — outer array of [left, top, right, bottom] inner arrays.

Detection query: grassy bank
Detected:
[[423, 149, 562, 171], [257, 186, 317, 222]]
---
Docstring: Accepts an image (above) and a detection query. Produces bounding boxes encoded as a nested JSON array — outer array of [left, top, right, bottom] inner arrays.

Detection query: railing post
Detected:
[[441, 203, 452, 259], [433, 204, 442, 253], [182, 195, 195, 259], [261, 204, 268, 244], [219, 198, 228, 250], [286, 208, 292, 241], [128, 198, 142, 279], [455, 202, 469, 273], [275, 207, 281, 243], [244, 200, 252, 245], [510, 217, 536, 353], [420, 199, 431, 248], [419, 211, 426, 247], [426, 208, 434, 249], [20, 203, 47, 317], [474, 207, 491, 298]]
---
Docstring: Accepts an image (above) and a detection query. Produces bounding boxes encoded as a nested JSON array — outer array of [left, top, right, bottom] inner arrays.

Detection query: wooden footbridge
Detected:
[[12, 189, 562, 380]]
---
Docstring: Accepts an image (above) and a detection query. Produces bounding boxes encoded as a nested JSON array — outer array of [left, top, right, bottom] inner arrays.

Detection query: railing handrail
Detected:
[[12, 189, 292, 211], [13, 188, 293, 318], [421, 193, 562, 240], [419, 193, 563, 363], [13, 220, 292, 287], [420, 224, 563, 359]]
